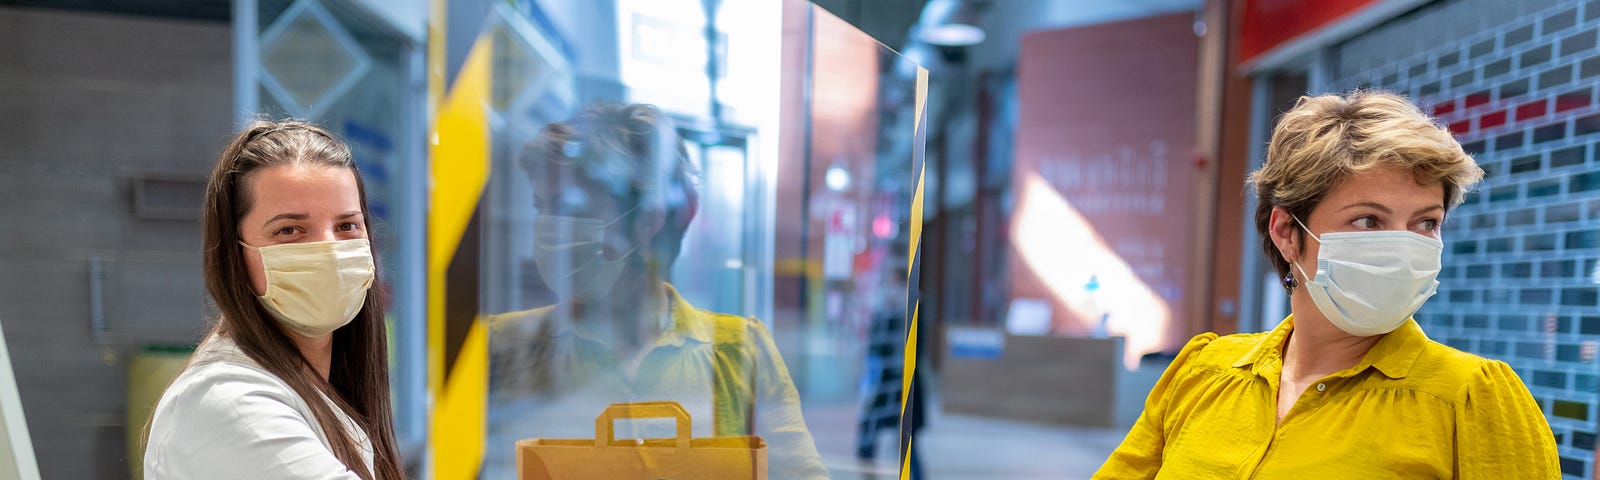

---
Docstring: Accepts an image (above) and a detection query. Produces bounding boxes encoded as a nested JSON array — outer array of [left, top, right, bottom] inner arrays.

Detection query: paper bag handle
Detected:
[[595, 402, 692, 451]]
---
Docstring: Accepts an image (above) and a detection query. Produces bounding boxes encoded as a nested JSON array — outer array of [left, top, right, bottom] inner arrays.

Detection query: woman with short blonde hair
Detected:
[[1096, 90, 1558, 478]]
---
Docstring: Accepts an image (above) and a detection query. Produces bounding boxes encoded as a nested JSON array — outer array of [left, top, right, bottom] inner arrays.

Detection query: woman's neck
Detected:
[[571, 275, 669, 350], [1283, 293, 1381, 381], [287, 331, 335, 381]]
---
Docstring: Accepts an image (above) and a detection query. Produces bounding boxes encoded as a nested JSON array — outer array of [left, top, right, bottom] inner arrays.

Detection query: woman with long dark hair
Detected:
[[144, 121, 404, 480]]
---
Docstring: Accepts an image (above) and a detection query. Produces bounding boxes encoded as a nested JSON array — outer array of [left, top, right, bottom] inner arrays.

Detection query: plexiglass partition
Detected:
[[419, 0, 927, 478]]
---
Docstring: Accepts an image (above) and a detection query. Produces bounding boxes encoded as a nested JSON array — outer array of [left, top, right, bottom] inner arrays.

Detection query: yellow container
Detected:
[[126, 344, 192, 480]]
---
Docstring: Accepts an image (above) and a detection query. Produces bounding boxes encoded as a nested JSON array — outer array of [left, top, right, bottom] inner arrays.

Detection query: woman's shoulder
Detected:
[[1410, 339, 1524, 400], [1165, 330, 1274, 371], [485, 306, 553, 329], [1417, 337, 1497, 367], [1208, 330, 1274, 352], [154, 336, 310, 427], [159, 355, 303, 421], [147, 352, 311, 462], [145, 344, 363, 479], [484, 306, 556, 347]]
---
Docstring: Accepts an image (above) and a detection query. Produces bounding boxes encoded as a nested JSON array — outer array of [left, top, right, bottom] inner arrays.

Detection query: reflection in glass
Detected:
[[485, 104, 828, 479]]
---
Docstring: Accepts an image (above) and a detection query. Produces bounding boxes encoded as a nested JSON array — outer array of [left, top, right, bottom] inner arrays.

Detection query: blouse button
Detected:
[[1316, 383, 1327, 392]]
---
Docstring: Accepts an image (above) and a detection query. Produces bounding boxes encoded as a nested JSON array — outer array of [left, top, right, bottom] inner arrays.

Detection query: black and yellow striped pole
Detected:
[[427, 1, 492, 477], [900, 66, 929, 480]]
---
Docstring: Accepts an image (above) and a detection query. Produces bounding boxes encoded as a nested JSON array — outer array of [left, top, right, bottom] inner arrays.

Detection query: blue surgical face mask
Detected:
[[532, 207, 639, 302], [1292, 217, 1443, 336]]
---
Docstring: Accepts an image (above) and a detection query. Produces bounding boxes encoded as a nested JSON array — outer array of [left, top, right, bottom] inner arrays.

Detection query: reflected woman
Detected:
[[145, 121, 404, 480], [484, 104, 828, 479], [1095, 91, 1559, 478]]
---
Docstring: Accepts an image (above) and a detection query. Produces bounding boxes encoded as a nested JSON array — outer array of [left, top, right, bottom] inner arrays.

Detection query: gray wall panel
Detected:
[[0, 7, 229, 479]]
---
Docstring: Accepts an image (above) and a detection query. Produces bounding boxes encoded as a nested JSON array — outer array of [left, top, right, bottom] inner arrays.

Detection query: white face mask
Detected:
[[1292, 217, 1442, 337], [243, 238, 375, 338], [532, 208, 638, 303]]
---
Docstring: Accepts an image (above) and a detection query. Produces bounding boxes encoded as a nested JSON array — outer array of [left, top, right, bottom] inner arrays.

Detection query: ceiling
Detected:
[[1, 0, 231, 22], [810, 0, 928, 48], [812, 0, 1201, 56], [1, 0, 1204, 43]]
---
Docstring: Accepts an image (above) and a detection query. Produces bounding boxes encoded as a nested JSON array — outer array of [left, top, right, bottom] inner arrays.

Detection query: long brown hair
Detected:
[[199, 120, 404, 480]]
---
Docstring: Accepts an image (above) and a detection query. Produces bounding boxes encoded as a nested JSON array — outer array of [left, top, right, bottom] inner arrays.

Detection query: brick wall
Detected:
[[1332, 0, 1600, 477]]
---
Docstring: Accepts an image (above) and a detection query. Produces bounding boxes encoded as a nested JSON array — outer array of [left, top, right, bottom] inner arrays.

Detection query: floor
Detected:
[[787, 340, 1161, 480], [805, 400, 1128, 480], [794, 350, 1164, 480]]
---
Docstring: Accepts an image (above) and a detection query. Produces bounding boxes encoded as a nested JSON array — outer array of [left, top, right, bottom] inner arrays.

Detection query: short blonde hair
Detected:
[[1248, 90, 1484, 287]]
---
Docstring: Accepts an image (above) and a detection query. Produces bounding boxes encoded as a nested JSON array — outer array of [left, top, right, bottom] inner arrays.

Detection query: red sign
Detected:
[[1239, 0, 1381, 65]]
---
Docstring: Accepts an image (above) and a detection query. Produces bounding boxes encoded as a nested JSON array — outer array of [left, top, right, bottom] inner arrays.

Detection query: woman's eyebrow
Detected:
[[1338, 201, 1391, 214], [1336, 202, 1445, 216], [262, 212, 307, 226]]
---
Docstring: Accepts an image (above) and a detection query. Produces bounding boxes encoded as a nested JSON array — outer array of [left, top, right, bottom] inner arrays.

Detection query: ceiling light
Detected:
[[920, 23, 986, 46]]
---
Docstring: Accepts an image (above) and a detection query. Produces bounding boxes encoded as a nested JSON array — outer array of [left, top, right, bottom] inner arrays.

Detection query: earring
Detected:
[[1281, 273, 1298, 292]]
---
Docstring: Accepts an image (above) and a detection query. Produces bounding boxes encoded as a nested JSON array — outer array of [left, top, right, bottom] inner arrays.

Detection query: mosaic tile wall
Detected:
[[1334, 0, 1600, 477]]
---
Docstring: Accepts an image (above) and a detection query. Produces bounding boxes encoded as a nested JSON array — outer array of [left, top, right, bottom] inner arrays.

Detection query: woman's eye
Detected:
[[338, 222, 360, 232], [1420, 219, 1440, 231], [274, 227, 297, 236], [1351, 216, 1379, 229]]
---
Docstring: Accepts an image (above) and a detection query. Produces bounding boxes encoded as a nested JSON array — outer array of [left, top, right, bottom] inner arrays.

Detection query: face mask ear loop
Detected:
[[599, 205, 645, 228], [1290, 215, 1322, 244], [1291, 258, 1315, 289], [594, 205, 647, 261], [1288, 215, 1322, 287]]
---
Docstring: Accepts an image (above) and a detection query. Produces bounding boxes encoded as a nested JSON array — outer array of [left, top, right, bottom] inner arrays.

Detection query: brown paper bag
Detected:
[[516, 401, 767, 480]]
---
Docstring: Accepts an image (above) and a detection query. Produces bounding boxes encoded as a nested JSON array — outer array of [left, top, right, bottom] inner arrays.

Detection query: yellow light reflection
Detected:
[[1011, 172, 1173, 370]]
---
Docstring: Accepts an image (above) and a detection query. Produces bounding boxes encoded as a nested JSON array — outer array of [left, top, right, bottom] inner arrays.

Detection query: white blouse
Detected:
[[144, 335, 374, 479]]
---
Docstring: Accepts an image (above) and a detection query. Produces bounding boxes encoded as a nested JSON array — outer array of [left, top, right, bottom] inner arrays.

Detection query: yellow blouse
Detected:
[[1095, 316, 1561, 479]]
